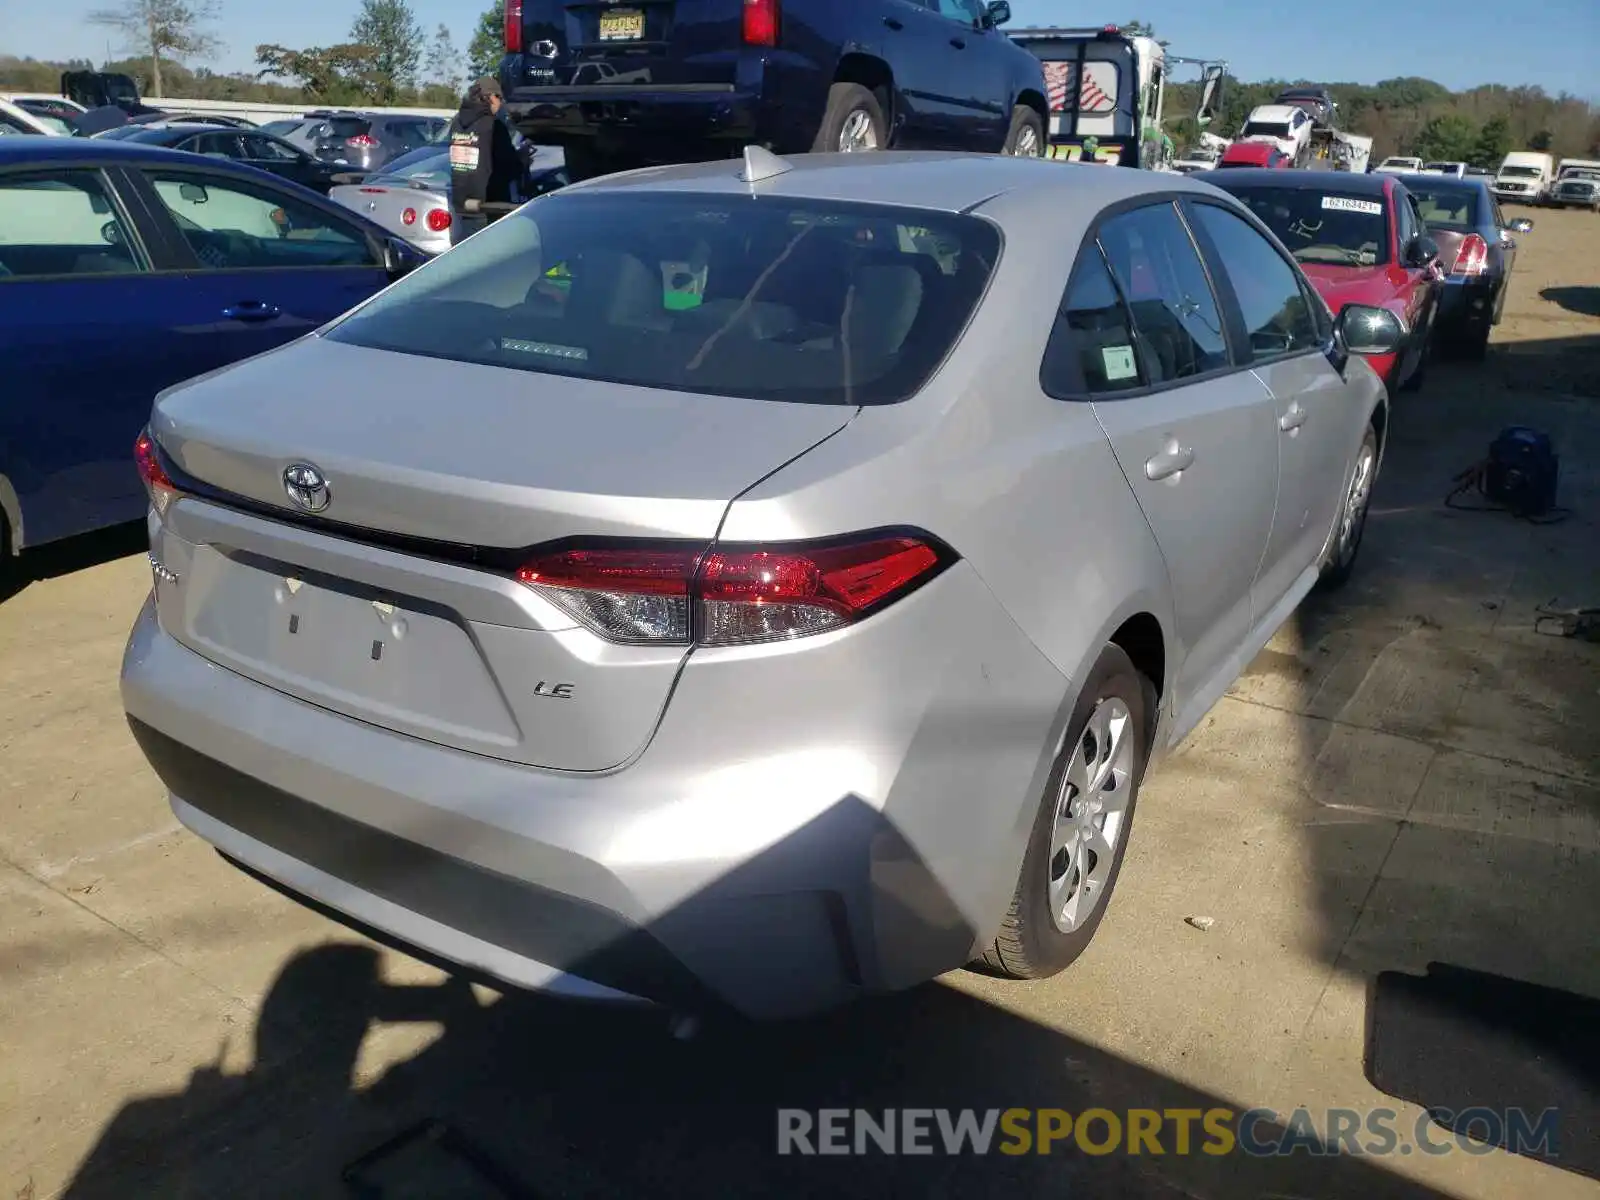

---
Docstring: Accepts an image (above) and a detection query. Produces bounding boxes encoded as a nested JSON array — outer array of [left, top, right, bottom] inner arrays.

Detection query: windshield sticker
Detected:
[[1102, 345, 1138, 381], [501, 338, 588, 361], [1322, 197, 1383, 215]]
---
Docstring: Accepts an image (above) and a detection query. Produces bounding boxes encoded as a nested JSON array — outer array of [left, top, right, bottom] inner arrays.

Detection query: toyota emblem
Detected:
[[283, 462, 332, 513]]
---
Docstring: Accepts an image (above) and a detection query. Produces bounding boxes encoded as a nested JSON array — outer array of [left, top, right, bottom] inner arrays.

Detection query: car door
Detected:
[[0, 165, 189, 544], [1079, 200, 1282, 726], [1392, 186, 1441, 369], [931, 0, 1009, 150], [1185, 198, 1362, 626], [119, 163, 392, 380], [882, 0, 965, 147]]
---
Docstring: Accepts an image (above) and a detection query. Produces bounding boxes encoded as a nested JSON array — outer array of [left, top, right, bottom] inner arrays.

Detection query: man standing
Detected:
[[447, 76, 521, 246]]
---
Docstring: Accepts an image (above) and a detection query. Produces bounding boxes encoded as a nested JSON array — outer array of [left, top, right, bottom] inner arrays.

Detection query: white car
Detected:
[[1238, 104, 1313, 166], [1372, 156, 1423, 176], [0, 98, 67, 137]]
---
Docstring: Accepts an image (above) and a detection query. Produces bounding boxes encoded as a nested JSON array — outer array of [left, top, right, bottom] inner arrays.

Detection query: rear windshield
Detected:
[[370, 146, 449, 187], [1220, 186, 1389, 266], [1404, 182, 1483, 231], [325, 117, 372, 138], [326, 193, 1001, 406], [1242, 121, 1291, 141]]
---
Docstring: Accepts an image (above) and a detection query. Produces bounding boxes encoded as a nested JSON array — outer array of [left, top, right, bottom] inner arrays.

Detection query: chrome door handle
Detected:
[[1145, 443, 1195, 481], [1279, 403, 1308, 432]]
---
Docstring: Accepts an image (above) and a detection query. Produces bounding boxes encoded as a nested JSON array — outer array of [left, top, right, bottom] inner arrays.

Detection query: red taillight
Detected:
[[515, 534, 945, 646], [1452, 233, 1489, 276], [346, 133, 378, 147], [401, 207, 417, 225], [505, 0, 523, 52], [742, 0, 779, 47], [134, 429, 180, 516], [426, 208, 451, 232]]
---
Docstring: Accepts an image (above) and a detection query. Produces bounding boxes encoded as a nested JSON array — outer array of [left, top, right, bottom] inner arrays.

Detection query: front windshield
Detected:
[[1382, 158, 1418, 168], [1500, 166, 1542, 178], [1559, 168, 1600, 181], [1405, 182, 1482, 232], [1243, 121, 1291, 141], [1222, 186, 1389, 266], [325, 192, 1002, 407]]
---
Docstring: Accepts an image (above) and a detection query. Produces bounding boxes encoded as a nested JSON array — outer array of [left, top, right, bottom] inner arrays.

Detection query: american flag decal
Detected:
[[1043, 62, 1116, 114]]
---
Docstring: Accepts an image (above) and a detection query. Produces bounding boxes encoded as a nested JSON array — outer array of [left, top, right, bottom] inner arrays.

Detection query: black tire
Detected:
[[1318, 422, 1378, 591], [1459, 322, 1491, 361], [978, 644, 1152, 979], [1002, 105, 1045, 157], [1400, 333, 1430, 393], [811, 82, 888, 154]]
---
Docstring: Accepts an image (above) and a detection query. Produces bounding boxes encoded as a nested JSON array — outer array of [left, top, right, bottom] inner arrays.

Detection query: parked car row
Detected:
[[1209, 167, 1532, 366]]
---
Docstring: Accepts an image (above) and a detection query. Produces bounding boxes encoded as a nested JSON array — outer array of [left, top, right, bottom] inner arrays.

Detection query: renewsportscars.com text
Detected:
[[776, 1106, 1560, 1158]]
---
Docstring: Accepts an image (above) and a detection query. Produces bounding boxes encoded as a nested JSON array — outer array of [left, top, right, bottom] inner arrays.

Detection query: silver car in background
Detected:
[[122, 151, 1399, 1020], [329, 144, 570, 254]]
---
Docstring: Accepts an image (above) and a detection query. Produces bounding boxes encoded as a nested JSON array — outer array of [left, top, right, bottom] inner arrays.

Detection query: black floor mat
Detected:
[[1365, 963, 1600, 1180]]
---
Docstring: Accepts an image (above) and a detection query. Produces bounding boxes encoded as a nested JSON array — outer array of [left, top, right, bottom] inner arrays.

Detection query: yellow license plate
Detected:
[[598, 9, 644, 40]]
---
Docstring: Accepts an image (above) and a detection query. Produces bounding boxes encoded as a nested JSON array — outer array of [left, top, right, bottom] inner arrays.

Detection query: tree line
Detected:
[[4, 0, 1595, 165], [0, 0, 507, 109]]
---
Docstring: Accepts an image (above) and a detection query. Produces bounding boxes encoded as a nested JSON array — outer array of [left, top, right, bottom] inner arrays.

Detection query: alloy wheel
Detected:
[[1047, 697, 1135, 932]]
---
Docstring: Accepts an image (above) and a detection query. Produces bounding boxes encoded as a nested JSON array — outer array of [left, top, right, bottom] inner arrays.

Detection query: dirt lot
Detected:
[[3, 207, 1598, 1200]]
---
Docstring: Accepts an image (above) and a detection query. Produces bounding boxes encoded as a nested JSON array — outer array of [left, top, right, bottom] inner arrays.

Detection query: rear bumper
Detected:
[[120, 547, 1070, 1019], [1436, 276, 1498, 333], [503, 87, 768, 158]]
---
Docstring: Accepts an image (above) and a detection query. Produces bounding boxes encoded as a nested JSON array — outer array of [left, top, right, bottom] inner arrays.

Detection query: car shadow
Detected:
[[1266, 324, 1600, 1181], [1, 521, 147, 604], [1539, 286, 1600, 319], [59, 933, 1460, 1199]]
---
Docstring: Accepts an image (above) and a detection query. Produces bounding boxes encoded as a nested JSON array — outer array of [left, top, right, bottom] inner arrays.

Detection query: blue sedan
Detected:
[[0, 137, 426, 557]]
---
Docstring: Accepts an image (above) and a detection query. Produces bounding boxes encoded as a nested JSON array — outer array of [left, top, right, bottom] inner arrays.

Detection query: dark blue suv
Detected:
[[499, 0, 1048, 178]]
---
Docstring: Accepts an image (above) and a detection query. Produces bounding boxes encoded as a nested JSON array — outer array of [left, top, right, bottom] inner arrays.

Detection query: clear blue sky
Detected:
[[12, 0, 1600, 99]]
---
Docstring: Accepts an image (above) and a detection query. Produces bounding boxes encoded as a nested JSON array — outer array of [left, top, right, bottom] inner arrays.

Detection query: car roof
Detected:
[[1395, 173, 1489, 194], [1247, 105, 1303, 122], [1277, 86, 1331, 98], [562, 151, 1213, 215], [0, 134, 282, 172], [1209, 168, 1390, 196]]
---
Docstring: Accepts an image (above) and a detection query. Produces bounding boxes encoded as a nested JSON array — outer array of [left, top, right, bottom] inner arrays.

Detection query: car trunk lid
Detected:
[[515, 0, 744, 89], [148, 335, 854, 771], [313, 116, 375, 164]]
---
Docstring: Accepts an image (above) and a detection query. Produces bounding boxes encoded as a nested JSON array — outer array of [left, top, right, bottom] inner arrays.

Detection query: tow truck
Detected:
[[1008, 25, 1224, 170], [1271, 84, 1373, 174]]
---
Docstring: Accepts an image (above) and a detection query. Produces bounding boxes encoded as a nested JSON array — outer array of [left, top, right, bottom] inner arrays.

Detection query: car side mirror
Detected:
[[1406, 235, 1440, 268], [1336, 303, 1406, 356], [1507, 217, 1533, 233], [382, 236, 425, 279], [983, 1, 1011, 27]]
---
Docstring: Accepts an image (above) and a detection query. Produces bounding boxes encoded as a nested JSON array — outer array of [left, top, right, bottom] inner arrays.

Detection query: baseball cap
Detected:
[[473, 75, 503, 99]]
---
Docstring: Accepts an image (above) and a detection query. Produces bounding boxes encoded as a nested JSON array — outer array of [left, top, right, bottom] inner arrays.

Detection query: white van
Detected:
[[1493, 151, 1555, 204], [1551, 158, 1600, 211]]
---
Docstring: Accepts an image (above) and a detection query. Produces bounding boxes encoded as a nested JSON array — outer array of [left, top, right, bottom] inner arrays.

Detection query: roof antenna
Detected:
[[739, 144, 793, 185]]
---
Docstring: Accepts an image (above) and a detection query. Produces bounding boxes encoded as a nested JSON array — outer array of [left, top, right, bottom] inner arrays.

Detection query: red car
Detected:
[[1208, 169, 1443, 392], [1216, 141, 1292, 170]]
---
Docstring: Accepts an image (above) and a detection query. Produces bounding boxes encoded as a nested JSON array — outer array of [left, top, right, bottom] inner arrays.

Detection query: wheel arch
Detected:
[[0, 474, 22, 555], [832, 52, 896, 138]]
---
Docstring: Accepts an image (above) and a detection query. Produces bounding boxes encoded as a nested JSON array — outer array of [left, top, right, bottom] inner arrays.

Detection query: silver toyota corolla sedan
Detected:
[[121, 149, 1400, 1021]]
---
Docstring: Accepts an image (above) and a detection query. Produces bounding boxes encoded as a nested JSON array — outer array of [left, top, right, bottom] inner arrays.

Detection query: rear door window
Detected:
[[325, 193, 1002, 406], [0, 170, 147, 278], [1041, 247, 1143, 397], [1094, 202, 1230, 384]]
